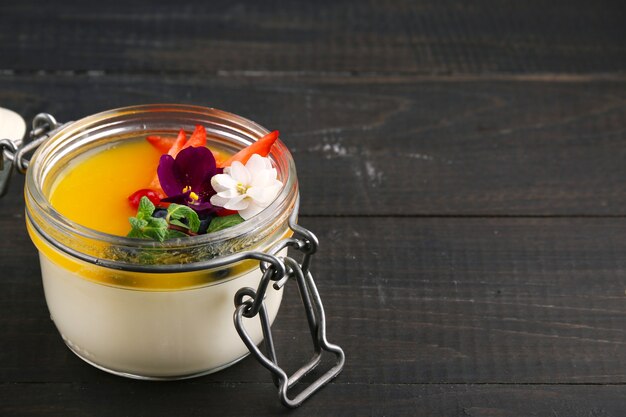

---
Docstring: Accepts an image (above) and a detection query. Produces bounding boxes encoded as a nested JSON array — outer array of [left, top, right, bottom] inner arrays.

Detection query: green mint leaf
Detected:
[[127, 227, 145, 239], [127, 218, 148, 239], [207, 214, 244, 233], [137, 196, 155, 220], [127, 212, 168, 242], [167, 203, 200, 233], [129, 216, 148, 230], [169, 219, 190, 229], [142, 217, 168, 242]]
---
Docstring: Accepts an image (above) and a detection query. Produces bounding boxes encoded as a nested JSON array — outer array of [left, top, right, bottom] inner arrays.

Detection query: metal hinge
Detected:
[[0, 113, 63, 196]]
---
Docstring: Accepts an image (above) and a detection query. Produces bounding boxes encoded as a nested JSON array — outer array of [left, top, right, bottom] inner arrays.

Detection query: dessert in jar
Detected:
[[24, 105, 298, 379]]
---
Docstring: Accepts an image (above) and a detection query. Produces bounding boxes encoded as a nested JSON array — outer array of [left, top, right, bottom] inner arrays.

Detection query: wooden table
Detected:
[[1, 1, 625, 415]]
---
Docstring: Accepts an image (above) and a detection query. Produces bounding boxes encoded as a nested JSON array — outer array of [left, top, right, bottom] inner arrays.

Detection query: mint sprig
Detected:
[[207, 214, 244, 233], [127, 216, 168, 241], [127, 197, 201, 242], [167, 203, 200, 233], [127, 197, 168, 241]]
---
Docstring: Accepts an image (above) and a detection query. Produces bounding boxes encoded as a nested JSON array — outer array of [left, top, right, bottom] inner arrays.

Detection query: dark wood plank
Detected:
[[1, 74, 626, 215], [0, 1, 624, 74], [2, 382, 625, 417], [2, 215, 624, 384]]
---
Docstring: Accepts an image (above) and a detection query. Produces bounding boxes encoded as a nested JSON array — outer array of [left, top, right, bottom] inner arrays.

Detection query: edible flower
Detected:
[[210, 154, 282, 220], [128, 127, 283, 241], [157, 146, 219, 212]]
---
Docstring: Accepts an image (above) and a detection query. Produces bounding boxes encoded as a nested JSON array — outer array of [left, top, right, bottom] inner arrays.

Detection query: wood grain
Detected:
[[0, 1, 624, 74], [1, 74, 625, 215], [2, 216, 624, 384], [1, 1, 625, 415], [2, 382, 626, 417]]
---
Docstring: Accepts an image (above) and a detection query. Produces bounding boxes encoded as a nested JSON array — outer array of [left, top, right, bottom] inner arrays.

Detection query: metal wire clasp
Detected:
[[0, 113, 64, 196], [233, 197, 345, 408]]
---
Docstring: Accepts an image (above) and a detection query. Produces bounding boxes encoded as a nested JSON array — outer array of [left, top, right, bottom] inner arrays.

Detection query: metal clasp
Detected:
[[1, 113, 63, 196], [233, 197, 345, 408]]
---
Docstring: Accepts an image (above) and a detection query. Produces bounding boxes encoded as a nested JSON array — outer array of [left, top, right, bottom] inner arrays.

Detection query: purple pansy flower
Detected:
[[157, 146, 221, 212]]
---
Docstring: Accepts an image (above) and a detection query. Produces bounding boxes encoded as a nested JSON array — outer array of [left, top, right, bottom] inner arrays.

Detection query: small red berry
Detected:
[[128, 189, 161, 209]]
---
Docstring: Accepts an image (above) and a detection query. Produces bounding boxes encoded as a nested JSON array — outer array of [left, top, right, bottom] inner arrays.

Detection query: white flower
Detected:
[[210, 154, 283, 220]]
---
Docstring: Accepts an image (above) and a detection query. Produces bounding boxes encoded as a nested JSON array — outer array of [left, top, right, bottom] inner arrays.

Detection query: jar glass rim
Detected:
[[25, 104, 298, 271]]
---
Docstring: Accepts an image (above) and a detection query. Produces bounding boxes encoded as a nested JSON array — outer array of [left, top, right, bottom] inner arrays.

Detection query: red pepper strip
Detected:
[[146, 135, 176, 154], [220, 130, 279, 167], [167, 129, 188, 157], [215, 208, 239, 217], [181, 125, 207, 150]]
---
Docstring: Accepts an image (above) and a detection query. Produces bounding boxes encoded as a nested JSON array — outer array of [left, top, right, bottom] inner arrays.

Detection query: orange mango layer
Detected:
[[49, 139, 227, 236]]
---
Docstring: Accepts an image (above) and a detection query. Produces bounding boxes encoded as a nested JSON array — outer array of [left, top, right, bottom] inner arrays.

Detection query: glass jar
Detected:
[[23, 105, 299, 379]]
